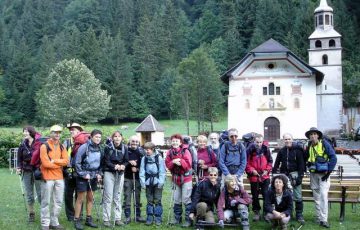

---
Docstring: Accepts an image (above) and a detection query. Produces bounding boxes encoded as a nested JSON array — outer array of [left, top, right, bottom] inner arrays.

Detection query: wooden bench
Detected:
[[242, 176, 360, 221]]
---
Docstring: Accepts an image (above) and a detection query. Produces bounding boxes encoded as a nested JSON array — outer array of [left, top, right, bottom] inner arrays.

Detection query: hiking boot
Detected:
[[124, 217, 131, 225], [115, 220, 124, 226], [28, 212, 35, 222], [85, 216, 98, 228], [252, 211, 260, 222], [296, 215, 305, 225], [49, 224, 65, 230], [320, 221, 330, 228], [41, 226, 49, 230], [136, 216, 146, 223], [170, 218, 181, 225], [155, 219, 162, 226], [74, 218, 84, 230], [146, 215, 153, 225], [181, 221, 192, 228], [103, 221, 111, 227]]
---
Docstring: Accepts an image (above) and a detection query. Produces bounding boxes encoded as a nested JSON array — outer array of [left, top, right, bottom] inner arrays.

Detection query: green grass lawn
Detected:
[[0, 168, 359, 229]]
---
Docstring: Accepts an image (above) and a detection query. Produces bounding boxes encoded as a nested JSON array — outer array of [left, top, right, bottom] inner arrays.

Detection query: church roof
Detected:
[[250, 38, 290, 53], [309, 28, 341, 39], [135, 114, 165, 132], [315, 0, 333, 13], [221, 38, 324, 85]]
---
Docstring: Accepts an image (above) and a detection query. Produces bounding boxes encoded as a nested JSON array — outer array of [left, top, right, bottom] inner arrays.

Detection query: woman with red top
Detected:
[[196, 135, 217, 179], [165, 134, 193, 227], [245, 134, 273, 222]]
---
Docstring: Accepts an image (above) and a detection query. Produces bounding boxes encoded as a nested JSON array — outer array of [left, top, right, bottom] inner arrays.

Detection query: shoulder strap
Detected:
[[207, 146, 213, 163], [43, 143, 52, 161], [155, 154, 160, 170]]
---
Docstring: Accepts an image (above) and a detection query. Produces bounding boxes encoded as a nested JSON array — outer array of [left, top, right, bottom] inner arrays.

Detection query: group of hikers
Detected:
[[16, 123, 337, 230]]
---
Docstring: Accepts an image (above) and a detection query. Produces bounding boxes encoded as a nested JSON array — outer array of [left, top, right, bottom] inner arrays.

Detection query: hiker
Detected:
[[219, 128, 247, 187], [273, 133, 305, 224], [305, 127, 337, 228], [123, 135, 145, 224], [63, 122, 83, 221], [102, 131, 128, 227], [16, 126, 42, 222], [264, 174, 293, 230], [245, 134, 273, 222], [208, 132, 220, 160], [139, 142, 166, 226], [196, 135, 217, 179], [40, 125, 69, 230], [73, 129, 104, 230], [165, 134, 193, 227], [189, 167, 220, 224], [217, 174, 252, 229]]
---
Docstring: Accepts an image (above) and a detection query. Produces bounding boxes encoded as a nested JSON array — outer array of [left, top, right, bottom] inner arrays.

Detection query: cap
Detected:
[[50, 125, 63, 132]]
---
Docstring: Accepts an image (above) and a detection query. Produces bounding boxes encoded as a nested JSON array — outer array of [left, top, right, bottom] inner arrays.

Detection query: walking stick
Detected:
[[18, 173, 28, 215], [132, 172, 137, 222], [88, 179, 100, 222]]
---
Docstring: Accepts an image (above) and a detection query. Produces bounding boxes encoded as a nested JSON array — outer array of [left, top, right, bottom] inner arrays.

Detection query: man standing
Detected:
[[219, 128, 247, 187], [40, 125, 69, 230], [208, 133, 220, 160], [63, 123, 83, 221], [273, 133, 305, 224], [123, 135, 145, 224], [305, 127, 337, 228]]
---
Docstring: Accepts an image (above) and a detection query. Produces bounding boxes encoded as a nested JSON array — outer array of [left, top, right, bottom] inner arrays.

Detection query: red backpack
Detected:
[[71, 131, 90, 157], [30, 137, 50, 168]]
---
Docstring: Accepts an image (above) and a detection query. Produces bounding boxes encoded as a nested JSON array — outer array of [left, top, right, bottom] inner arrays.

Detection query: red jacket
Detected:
[[197, 147, 217, 178], [245, 144, 273, 183], [165, 147, 192, 185]]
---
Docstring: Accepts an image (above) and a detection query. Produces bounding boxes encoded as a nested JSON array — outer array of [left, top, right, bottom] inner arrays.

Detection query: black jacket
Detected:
[[17, 140, 34, 171], [273, 143, 304, 178], [264, 188, 293, 217], [191, 179, 220, 214], [103, 143, 129, 173], [124, 147, 144, 179]]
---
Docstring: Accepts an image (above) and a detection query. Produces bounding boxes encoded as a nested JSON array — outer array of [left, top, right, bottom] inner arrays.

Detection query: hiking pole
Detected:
[[18, 173, 28, 215], [88, 179, 100, 222], [132, 172, 137, 222], [167, 179, 176, 225]]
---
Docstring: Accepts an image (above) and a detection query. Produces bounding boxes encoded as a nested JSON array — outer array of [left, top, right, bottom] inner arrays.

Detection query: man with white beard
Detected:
[[208, 133, 220, 160]]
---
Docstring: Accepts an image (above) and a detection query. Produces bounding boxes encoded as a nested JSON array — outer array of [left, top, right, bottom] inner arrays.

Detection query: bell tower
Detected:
[[308, 0, 342, 134]]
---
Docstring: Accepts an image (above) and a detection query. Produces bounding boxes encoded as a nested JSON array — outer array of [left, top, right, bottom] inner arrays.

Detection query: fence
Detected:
[[8, 148, 18, 174]]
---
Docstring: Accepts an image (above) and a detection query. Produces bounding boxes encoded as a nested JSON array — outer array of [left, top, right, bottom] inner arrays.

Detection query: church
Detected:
[[221, 0, 343, 141]]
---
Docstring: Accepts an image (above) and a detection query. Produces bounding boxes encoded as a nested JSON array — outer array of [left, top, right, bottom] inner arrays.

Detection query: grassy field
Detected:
[[0, 168, 359, 230], [0, 119, 228, 139]]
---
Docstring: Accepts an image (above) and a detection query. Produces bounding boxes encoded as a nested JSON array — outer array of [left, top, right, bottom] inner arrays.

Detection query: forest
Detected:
[[0, 0, 359, 126]]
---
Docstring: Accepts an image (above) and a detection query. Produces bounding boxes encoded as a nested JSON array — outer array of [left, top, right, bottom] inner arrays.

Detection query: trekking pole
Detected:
[[167, 178, 176, 225], [18, 173, 28, 215], [88, 179, 100, 222], [132, 172, 137, 222]]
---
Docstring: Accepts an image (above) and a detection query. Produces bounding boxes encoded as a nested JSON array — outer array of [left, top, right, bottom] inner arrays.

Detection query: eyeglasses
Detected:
[[209, 174, 217, 176], [131, 141, 139, 143], [230, 135, 238, 138]]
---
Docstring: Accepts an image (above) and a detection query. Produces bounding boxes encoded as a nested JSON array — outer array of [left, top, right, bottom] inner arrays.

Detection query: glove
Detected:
[[218, 220, 224, 228], [295, 177, 302, 186], [157, 183, 164, 189], [230, 199, 238, 207], [321, 173, 330, 181]]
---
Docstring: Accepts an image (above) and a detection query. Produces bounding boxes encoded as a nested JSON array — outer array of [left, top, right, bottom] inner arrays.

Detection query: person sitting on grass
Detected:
[[264, 174, 293, 230], [189, 167, 220, 224], [139, 142, 166, 226], [217, 174, 252, 229]]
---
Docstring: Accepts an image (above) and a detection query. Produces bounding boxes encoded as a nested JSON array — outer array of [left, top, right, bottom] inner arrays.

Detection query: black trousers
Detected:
[[250, 178, 270, 212]]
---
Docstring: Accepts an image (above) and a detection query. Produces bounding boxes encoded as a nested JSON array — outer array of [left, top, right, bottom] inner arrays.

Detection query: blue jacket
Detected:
[[305, 139, 337, 172], [219, 141, 247, 177], [75, 140, 103, 179], [139, 151, 166, 187]]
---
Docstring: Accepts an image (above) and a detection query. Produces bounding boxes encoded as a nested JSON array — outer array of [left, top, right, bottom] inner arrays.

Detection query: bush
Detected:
[[0, 131, 22, 168]]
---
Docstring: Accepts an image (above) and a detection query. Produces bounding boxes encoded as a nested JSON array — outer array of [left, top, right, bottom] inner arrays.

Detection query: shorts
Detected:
[[76, 177, 98, 192]]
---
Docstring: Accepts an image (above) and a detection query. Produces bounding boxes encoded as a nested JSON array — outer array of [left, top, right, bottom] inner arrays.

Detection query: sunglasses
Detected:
[[209, 174, 217, 176], [230, 135, 238, 138]]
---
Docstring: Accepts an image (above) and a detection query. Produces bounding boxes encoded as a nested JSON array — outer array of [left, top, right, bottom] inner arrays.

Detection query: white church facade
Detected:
[[222, 0, 343, 141]]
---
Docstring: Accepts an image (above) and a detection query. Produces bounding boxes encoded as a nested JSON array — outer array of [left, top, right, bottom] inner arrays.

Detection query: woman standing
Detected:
[[102, 131, 128, 227], [16, 126, 42, 222], [73, 129, 103, 230], [264, 174, 293, 230], [196, 135, 217, 180]]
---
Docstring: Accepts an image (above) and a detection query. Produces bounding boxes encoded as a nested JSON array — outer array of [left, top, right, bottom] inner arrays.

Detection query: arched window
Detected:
[[329, 39, 335, 47], [322, 55, 328, 65], [315, 40, 322, 48], [294, 98, 300, 109], [269, 83, 275, 95]]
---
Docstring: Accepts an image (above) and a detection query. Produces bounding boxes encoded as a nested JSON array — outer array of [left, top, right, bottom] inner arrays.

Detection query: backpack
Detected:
[[71, 131, 90, 157], [30, 137, 50, 168], [169, 147, 194, 175], [223, 141, 244, 162], [144, 154, 160, 180]]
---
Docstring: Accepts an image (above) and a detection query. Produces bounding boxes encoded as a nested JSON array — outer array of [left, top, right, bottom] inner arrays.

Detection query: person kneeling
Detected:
[[189, 167, 220, 224], [264, 174, 293, 230], [217, 175, 252, 230]]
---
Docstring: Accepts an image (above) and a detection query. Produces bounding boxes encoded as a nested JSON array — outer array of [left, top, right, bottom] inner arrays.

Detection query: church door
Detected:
[[264, 117, 280, 141]]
